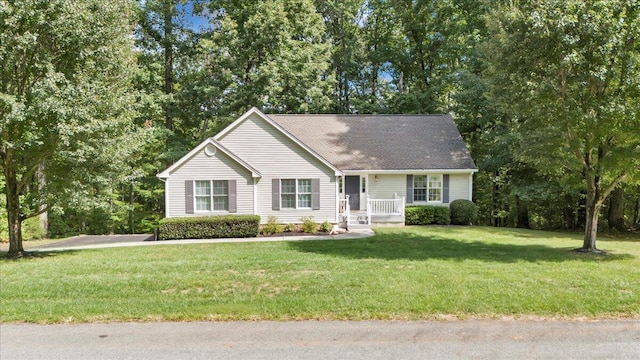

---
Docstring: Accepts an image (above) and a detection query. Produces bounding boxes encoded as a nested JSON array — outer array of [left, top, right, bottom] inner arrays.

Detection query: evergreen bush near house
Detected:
[[405, 206, 435, 225], [158, 215, 260, 240], [433, 206, 451, 225], [450, 199, 478, 225], [405, 206, 451, 225]]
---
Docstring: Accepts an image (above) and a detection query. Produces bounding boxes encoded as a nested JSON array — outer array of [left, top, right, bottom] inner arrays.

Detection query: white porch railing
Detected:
[[366, 195, 405, 225], [338, 195, 350, 228]]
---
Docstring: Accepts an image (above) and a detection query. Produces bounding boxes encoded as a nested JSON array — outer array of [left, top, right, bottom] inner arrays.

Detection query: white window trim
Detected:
[[281, 178, 312, 209], [194, 180, 230, 213], [413, 174, 443, 204], [428, 175, 443, 203]]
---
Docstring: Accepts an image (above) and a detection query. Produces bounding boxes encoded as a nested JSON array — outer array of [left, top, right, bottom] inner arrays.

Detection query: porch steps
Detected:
[[346, 224, 372, 232]]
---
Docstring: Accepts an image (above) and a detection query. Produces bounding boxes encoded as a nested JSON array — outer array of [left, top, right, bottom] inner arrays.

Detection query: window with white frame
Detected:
[[428, 175, 442, 201], [298, 179, 312, 208], [414, 175, 442, 202], [212, 180, 229, 210], [281, 179, 296, 208], [414, 175, 428, 202], [195, 180, 211, 211], [281, 179, 312, 208], [195, 180, 229, 211]]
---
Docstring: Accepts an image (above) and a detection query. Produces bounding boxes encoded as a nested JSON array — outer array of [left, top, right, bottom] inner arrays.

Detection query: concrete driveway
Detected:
[[2, 320, 639, 360], [21, 228, 374, 251], [35, 234, 154, 250]]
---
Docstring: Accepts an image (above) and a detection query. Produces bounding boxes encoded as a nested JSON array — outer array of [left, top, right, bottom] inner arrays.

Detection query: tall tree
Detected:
[[0, 0, 145, 256], [314, 0, 366, 113], [202, 0, 333, 115], [484, 0, 640, 252], [383, 0, 486, 113], [137, 0, 199, 162]]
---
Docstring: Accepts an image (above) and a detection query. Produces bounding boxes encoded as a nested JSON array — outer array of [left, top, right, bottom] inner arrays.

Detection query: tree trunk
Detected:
[[607, 186, 625, 232], [37, 162, 48, 237], [4, 152, 25, 256], [576, 190, 587, 229], [563, 194, 576, 230], [516, 196, 530, 229], [582, 199, 602, 252]]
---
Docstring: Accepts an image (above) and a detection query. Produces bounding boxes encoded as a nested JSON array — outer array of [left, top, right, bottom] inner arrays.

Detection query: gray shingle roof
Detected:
[[268, 114, 477, 171]]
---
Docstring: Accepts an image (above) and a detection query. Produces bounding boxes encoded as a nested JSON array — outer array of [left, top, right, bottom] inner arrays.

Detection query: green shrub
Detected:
[[450, 199, 478, 225], [283, 223, 296, 232], [319, 220, 333, 232], [158, 215, 260, 240], [405, 206, 434, 225], [300, 216, 318, 234], [433, 206, 451, 225], [405, 206, 450, 225], [261, 216, 283, 235]]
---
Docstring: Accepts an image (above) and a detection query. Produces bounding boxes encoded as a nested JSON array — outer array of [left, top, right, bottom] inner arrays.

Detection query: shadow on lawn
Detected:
[[289, 232, 633, 263], [0, 250, 79, 261]]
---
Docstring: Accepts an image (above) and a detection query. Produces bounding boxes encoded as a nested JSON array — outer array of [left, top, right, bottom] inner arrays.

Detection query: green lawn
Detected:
[[1, 226, 638, 323]]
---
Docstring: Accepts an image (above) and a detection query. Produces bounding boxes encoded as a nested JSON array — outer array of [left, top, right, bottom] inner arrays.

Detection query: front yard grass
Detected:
[[1, 226, 638, 323]]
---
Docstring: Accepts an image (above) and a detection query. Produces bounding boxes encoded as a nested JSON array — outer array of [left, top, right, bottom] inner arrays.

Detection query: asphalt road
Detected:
[[2, 320, 639, 360]]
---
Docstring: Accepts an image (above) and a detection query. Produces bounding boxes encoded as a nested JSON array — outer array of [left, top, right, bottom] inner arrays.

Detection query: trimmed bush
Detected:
[[405, 206, 434, 225], [405, 205, 450, 225], [450, 199, 478, 225], [433, 206, 451, 225], [158, 215, 260, 240]]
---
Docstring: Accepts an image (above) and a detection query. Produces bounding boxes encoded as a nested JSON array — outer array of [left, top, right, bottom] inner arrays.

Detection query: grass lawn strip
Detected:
[[1, 226, 638, 323]]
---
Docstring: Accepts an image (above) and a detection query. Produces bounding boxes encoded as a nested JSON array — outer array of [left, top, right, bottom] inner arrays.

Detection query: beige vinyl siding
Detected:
[[449, 174, 470, 202], [166, 147, 254, 217], [369, 174, 406, 199], [369, 173, 471, 205], [218, 113, 337, 223]]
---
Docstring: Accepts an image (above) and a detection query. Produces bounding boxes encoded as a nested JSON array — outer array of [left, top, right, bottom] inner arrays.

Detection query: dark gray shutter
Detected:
[[311, 178, 320, 210], [406, 175, 414, 204], [272, 178, 280, 210], [185, 180, 194, 214], [442, 175, 450, 203], [228, 180, 237, 213]]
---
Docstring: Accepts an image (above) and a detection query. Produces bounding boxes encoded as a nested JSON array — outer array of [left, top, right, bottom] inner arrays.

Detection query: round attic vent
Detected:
[[204, 144, 217, 156]]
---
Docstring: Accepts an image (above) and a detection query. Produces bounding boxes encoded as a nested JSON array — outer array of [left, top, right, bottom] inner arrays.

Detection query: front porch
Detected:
[[338, 195, 405, 228]]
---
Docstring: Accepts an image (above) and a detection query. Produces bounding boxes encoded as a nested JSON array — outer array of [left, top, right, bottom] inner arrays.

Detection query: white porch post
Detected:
[[346, 195, 350, 228], [366, 194, 371, 225]]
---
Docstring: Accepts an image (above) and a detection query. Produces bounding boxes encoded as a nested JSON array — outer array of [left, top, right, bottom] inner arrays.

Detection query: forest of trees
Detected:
[[2, 0, 639, 255]]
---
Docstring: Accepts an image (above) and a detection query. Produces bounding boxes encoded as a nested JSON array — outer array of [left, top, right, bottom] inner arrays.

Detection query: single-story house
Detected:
[[157, 107, 477, 226]]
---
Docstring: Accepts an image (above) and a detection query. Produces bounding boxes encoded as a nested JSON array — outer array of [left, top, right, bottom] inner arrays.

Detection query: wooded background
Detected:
[[1, 0, 639, 245]]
